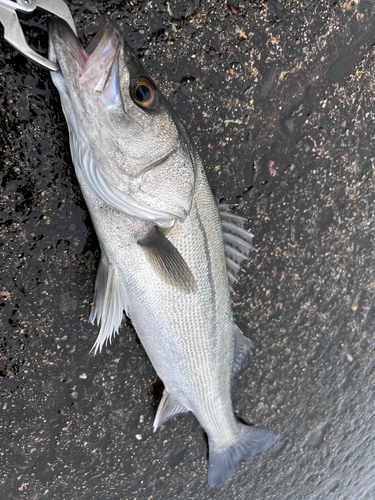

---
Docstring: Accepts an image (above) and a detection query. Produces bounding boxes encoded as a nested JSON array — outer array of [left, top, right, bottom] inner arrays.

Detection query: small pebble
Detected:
[[303, 422, 330, 448], [325, 478, 339, 492]]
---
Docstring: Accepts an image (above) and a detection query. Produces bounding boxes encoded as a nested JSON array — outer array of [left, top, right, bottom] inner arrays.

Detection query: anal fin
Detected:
[[89, 251, 128, 354], [232, 324, 254, 377], [154, 391, 189, 432]]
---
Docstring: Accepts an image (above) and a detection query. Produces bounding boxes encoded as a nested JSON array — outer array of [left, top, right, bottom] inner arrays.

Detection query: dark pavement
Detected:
[[1, 1, 375, 499]]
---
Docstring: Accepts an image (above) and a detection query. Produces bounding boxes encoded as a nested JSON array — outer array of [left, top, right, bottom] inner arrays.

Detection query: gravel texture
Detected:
[[1, 1, 375, 499]]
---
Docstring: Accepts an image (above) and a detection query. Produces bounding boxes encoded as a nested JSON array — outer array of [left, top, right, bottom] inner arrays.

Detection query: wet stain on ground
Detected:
[[1, 1, 375, 499]]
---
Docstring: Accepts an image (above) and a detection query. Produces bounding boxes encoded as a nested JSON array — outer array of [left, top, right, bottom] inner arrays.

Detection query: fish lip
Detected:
[[48, 18, 121, 96], [48, 17, 86, 71]]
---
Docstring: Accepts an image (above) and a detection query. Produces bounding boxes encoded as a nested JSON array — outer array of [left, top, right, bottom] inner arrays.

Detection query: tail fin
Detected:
[[208, 423, 278, 488]]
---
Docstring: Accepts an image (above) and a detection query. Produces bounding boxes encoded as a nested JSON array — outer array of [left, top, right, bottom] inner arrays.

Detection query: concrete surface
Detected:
[[1, 1, 375, 499]]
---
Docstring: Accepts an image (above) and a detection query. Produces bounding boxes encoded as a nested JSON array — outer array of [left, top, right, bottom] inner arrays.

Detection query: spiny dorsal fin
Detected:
[[218, 204, 256, 287], [232, 324, 254, 377], [89, 251, 128, 354], [138, 227, 196, 292], [154, 391, 189, 432]]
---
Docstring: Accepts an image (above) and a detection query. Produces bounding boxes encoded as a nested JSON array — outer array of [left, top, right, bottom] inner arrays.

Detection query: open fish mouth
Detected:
[[48, 18, 122, 108]]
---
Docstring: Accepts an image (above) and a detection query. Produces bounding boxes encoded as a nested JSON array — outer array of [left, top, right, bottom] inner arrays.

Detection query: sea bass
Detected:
[[48, 18, 277, 487]]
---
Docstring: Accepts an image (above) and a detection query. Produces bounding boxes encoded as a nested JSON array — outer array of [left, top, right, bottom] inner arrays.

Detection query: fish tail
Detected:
[[207, 423, 278, 488]]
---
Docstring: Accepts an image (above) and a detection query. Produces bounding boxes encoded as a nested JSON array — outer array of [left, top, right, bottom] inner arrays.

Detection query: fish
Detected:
[[48, 18, 277, 487]]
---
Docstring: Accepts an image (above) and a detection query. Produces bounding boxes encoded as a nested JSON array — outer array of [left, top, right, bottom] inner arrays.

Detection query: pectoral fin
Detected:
[[138, 227, 196, 292]]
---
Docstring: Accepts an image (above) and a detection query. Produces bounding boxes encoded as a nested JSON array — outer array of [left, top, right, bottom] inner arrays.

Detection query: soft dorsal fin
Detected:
[[232, 324, 254, 377], [89, 251, 128, 354], [154, 391, 189, 431], [219, 204, 256, 289], [138, 226, 196, 293]]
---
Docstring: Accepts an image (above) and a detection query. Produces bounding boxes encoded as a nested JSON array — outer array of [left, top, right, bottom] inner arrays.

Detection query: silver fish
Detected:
[[48, 18, 277, 487]]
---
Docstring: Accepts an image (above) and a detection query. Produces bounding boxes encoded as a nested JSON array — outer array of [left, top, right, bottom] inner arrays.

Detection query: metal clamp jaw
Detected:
[[0, 0, 76, 71]]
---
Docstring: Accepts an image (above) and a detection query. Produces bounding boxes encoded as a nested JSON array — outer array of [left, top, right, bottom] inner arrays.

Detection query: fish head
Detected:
[[48, 19, 196, 225]]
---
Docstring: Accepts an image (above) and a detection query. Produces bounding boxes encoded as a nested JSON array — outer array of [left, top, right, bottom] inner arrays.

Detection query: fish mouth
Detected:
[[48, 18, 122, 107]]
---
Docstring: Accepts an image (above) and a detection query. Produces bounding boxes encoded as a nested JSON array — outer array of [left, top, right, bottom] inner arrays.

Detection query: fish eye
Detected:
[[132, 78, 157, 109]]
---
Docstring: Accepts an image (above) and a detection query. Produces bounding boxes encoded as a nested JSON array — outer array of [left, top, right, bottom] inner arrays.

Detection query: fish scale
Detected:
[[48, 17, 277, 487]]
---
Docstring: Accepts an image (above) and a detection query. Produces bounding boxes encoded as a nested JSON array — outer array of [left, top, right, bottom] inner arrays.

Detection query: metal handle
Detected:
[[0, 0, 37, 14], [0, 0, 77, 71], [36, 0, 76, 36]]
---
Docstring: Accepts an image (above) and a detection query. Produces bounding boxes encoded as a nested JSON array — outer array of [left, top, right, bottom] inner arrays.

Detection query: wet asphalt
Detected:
[[1, 1, 375, 499]]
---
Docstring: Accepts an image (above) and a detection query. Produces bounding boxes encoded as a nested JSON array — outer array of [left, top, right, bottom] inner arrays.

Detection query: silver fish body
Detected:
[[48, 19, 277, 487]]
